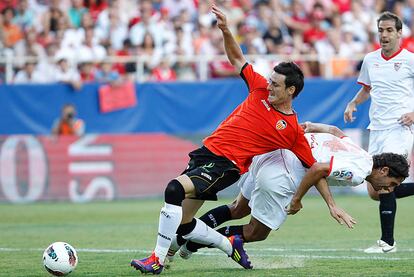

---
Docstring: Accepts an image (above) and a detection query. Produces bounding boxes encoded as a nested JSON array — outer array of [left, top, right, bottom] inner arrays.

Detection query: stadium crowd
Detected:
[[1, 0, 414, 83]]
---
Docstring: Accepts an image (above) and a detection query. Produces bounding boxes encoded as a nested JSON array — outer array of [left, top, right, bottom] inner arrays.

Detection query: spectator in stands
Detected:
[[150, 57, 176, 82], [41, 0, 68, 35], [94, 5, 128, 50], [13, 61, 45, 83], [77, 27, 107, 63], [162, 0, 196, 20], [68, 0, 88, 28], [129, 0, 163, 48], [14, 28, 46, 68], [83, 0, 108, 22], [95, 60, 120, 83], [208, 32, 239, 78], [1, 7, 23, 49], [263, 20, 285, 54], [136, 32, 163, 79], [54, 56, 82, 90], [13, 0, 34, 31], [78, 60, 96, 82], [113, 38, 135, 75], [37, 42, 59, 82], [52, 103, 85, 136]]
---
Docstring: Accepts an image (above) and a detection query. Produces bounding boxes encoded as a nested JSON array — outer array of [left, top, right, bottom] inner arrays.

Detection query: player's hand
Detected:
[[300, 121, 312, 133], [397, 112, 414, 126], [329, 205, 357, 229], [286, 198, 303, 215], [211, 4, 227, 30], [344, 102, 357, 123]]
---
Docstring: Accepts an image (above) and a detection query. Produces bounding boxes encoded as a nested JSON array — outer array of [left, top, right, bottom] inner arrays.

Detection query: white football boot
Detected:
[[178, 243, 193, 260], [364, 240, 397, 253]]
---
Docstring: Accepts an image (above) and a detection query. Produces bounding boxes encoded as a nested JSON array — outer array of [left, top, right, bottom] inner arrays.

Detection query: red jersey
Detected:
[[203, 63, 315, 174]]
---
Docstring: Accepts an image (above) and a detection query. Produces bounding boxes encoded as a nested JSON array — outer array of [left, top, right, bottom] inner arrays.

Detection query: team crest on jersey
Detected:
[[276, 120, 287, 130], [394, 62, 402, 71]]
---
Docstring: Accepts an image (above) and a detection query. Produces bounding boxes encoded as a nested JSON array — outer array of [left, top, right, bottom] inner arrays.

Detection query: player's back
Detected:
[[305, 133, 373, 187]]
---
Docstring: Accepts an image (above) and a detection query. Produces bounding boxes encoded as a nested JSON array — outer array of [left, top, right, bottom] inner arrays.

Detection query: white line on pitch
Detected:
[[0, 247, 413, 261]]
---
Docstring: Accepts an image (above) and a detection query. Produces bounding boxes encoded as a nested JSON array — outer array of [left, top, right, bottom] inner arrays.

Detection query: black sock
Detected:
[[176, 219, 197, 237], [186, 225, 244, 252], [379, 192, 396, 246], [395, 182, 414, 198], [198, 205, 232, 228], [216, 225, 244, 240]]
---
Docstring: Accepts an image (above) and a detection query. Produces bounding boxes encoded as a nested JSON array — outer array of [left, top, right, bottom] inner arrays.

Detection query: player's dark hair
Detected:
[[377, 11, 402, 31], [273, 62, 304, 99], [372, 153, 409, 178]]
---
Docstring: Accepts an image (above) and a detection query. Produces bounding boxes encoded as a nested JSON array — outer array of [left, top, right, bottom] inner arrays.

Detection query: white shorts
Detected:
[[238, 149, 306, 230], [368, 126, 414, 158]]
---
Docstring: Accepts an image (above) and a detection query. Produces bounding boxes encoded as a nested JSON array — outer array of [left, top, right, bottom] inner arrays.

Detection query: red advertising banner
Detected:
[[98, 81, 137, 113], [0, 134, 197, 203]]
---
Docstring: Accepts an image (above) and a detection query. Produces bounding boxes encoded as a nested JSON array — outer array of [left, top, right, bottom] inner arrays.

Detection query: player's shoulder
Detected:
[[400, 48, 414, 60], [363, 49, 382, 61]]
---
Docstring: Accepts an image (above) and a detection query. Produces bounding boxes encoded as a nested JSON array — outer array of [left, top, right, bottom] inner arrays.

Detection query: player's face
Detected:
[[371, 175, 404, 192], [378, 20, 401, 53], [267, 72, 292, 106]]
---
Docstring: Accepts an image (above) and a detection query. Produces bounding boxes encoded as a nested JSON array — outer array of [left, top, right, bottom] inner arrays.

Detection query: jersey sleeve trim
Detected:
[[240, 62, 249, 90], [357, 81, 371, 88]]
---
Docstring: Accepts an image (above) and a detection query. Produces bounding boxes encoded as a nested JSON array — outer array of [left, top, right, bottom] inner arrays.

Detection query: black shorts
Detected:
[[182, 146, 240, 201]]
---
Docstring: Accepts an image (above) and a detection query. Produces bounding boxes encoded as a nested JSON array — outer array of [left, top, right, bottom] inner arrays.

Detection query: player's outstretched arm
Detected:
[[301, 122, 346, 138], [286, 162, 330, 215], [314, 179, 356, 229], [344, 86, 371, 123], [212, 4, 246, 72]]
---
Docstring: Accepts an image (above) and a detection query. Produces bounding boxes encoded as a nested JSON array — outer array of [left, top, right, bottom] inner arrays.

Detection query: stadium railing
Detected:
[[0, 53, 366, 83]]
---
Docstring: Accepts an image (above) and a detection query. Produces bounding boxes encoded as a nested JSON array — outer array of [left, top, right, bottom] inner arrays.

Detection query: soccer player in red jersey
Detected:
[[131, 4, 315, 274]]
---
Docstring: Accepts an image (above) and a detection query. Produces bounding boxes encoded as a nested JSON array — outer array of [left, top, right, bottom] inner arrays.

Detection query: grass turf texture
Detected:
[[0, 196, 413, 276]]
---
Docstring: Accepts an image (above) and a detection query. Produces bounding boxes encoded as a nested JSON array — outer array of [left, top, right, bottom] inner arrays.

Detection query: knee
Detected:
[[228, 201, 250, 220], [165, 179, 185, 206]]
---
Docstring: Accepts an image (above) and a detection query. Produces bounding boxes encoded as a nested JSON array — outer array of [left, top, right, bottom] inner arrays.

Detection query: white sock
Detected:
[[182, 218, 232, 256], [154, 203, 182, 264]]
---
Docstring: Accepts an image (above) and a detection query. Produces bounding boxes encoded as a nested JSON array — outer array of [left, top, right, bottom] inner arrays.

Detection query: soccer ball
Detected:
[[42, 242, 78, 276]]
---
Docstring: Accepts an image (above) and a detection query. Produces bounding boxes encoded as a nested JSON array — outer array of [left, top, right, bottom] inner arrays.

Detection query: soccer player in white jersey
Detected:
[[344, 11, 414, 253], [166, 123, 408, 258]]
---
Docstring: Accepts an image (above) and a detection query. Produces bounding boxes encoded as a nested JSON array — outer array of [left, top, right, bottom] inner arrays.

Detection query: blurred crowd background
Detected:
[[1, 0, 414, 84]]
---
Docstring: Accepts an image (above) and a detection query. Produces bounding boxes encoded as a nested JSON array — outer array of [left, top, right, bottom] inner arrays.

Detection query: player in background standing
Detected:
[[344, 11, 414, 253], [166, 122, 408, 259], [130, 4, 316, 274]]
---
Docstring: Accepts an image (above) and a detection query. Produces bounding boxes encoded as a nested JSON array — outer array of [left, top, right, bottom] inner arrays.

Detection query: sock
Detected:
[[394, 182, 414, 198], [182, 218, 233, 256], [217, 225, 244, 239], [154, 203, 183, 264], [379, 192, 396, 246], [186, 224, 245, 252], [199, 205, 232, 228]]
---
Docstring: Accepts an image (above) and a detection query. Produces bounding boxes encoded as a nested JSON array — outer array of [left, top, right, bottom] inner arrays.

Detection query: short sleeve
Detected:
[[357, 56, 371, 87], [240, 63, 268, 93], [291, 130, 316, 168]]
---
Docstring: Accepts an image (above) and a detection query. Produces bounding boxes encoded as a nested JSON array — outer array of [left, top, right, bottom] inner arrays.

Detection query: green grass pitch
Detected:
[[1, 195, 413, 276]]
